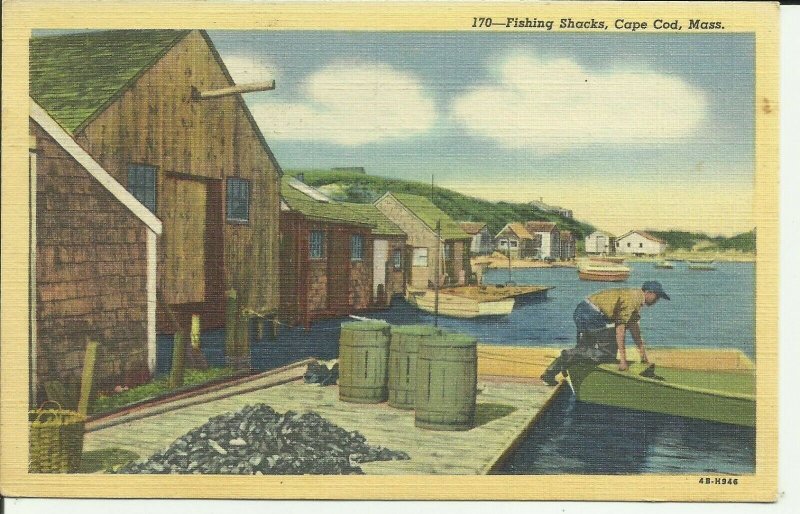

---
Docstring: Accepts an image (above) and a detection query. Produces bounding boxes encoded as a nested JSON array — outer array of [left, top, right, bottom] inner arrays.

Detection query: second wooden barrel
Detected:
[[415, 333, 478, 431], [388, 324, 439, 409], [338, 320, 391, 403]]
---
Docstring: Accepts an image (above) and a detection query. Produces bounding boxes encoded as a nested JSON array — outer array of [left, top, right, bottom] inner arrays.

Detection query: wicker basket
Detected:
[[29, 401, 86, 473]]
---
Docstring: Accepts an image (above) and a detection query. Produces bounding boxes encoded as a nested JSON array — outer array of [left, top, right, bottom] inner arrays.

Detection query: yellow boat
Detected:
[[577, 263, 631, 282]]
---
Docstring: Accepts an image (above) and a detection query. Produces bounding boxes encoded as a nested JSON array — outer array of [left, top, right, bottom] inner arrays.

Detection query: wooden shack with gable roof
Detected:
[[29, 30, 282, 342]]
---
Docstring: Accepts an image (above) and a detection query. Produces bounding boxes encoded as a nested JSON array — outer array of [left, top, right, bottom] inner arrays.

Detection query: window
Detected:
[[627, 242, 631, 248], [127, 164, 156, 213], [413, 248, 428, 267], [510, 240, 518, 248], [226, 178, 250, 223], [392, 248, 403, 270], [498, 239, 508, 248], [351, 234, 365, 261], [310, 230, 325, 259], [639, 243, 643, 248]]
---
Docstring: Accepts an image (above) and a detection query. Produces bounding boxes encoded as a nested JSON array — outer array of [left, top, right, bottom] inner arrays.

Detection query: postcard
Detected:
[[0, 0, 779, 502]]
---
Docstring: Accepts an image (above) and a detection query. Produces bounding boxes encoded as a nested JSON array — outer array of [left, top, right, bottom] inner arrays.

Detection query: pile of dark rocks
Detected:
[[115, 404, 409, 474]]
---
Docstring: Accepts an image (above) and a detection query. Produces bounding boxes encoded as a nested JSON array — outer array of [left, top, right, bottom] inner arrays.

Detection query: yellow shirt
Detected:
[[588, 288, 645, 325]]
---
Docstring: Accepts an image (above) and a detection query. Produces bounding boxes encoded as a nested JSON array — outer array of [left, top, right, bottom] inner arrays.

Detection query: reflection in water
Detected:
[[499, 389, 755, 475]]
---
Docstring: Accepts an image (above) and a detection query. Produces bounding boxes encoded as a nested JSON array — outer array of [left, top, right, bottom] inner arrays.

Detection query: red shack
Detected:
[[279, 178, 376, 327]]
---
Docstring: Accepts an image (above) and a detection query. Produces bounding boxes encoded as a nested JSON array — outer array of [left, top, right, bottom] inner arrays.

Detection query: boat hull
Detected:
[[578, 270, 630, 282], [567, 363, 755, 427], [411, 292, 515, 318]]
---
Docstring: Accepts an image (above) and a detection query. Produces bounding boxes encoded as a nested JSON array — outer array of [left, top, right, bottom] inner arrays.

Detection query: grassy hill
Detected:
[[287, 170, 595, 240], [648, 229, 756, 253]]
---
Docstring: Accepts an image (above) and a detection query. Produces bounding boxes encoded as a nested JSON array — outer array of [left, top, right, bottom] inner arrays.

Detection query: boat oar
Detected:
[[563, 370, 576, 395]]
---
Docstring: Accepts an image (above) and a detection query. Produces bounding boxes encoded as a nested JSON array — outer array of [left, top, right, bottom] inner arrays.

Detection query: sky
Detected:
[[207, 31, 754, 236]]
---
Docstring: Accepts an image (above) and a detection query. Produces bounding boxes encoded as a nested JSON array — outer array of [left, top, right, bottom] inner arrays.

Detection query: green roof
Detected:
[[346, 204, 405, 237], [385, 192, 470, 241], [281, 179, 373, 227], [30, 30, 190, 133]]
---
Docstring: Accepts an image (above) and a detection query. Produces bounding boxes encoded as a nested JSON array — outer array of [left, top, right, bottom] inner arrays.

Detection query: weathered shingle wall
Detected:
[[33, 121, 150, 399]]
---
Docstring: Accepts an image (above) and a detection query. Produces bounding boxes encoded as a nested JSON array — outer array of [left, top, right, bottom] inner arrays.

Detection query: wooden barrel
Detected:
[[415, 333, 478, 431], [338, 320, 391, 403], [388, 325, 439, 410]]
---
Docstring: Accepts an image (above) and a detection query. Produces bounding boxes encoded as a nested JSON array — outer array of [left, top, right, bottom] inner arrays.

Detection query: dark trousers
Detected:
[[542, 302, 618, 379]]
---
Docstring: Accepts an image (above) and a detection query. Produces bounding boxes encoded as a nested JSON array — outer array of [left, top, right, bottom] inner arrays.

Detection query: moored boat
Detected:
[[410, 290, 515, 318], [589, 256, 626, 265], [688, 260, 716, 271], [565, 362, 755, 427], [655, 261, 674, 269], [577, 263, 631, 282]]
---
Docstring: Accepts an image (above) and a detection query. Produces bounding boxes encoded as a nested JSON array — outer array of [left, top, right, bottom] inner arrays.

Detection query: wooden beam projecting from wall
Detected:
[[192, 81, 275, 100]]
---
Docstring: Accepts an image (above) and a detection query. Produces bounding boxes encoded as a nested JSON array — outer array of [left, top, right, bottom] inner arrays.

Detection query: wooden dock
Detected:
[[82, 346, 753, 474]]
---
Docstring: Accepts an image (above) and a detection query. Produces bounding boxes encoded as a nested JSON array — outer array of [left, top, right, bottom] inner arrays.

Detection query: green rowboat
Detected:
[[566, 362, 755, 427]]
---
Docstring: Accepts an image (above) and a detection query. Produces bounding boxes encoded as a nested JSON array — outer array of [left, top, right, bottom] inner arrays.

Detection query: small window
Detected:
[[413, 248, 428, 267], [510, 240, 518, 248], [127, 164, 156, 213], [639, 242, 643, 248], [226, 178, 250, 223], [351, 234, 365, 261], [392, 248, 403, 269], [627, 242, 631, 248], [310, 230, 325, 259]]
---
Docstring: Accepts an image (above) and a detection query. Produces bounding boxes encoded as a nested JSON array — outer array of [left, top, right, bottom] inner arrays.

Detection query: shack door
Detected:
[[163, 177, 206, 304], [372, 239, 389, 301], [327, 227, 351, 314]]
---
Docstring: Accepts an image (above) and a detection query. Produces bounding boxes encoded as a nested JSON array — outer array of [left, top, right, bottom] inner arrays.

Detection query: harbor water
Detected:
[[155, 260, 756, 474]]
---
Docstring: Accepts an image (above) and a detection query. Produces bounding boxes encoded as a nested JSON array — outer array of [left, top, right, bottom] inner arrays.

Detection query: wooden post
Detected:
[[271, 315, 279, 340], [224, 289, 238, 368], [235, 313, 251, 371], [256, 317, 265, 342], [191, 314, 201, 350], [169, 331, 186, 388], [77, 340, 99, 416]]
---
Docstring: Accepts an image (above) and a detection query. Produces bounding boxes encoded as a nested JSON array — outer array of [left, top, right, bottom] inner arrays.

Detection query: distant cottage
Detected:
[[559, 230, 576, 260], [585, 230, 617, 255], [459, 222, 493, 255], [375, 193, 472, 289], [615, 230, 667, 256], [525, 221, 561, 259], [30, 30, 282, 393], [494, 223, 540, 259]]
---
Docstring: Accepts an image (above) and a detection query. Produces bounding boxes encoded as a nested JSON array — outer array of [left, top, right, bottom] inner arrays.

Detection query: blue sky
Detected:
[[210, 31, 754, 235]]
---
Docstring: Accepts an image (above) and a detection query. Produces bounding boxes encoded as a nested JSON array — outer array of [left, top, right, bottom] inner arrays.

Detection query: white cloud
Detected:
[[250, 63, 436, 145], [451, 54, 708, 154], [222, 54, 278, 84]]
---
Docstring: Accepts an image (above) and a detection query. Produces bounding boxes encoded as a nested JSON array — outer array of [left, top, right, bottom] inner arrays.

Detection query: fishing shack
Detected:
[[374, 192, 472, 290], [459, 222, 493, 256], [29, 100, 163, 400], [347, 203, 408, 306], [29, 30, 282, 341], [494, 223, 540, 259], [279, 178, 377, 327], [525, 221, 561, 260]]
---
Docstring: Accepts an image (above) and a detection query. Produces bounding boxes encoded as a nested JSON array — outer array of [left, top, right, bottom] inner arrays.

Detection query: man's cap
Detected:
[[642, 280, 670, 300]]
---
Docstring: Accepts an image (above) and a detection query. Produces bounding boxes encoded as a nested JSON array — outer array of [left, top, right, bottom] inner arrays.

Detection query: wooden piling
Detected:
[[235, 314, 251, 371], [77, 340, 99, 416], [169, 331, 186, 388], [224, 289, 238, 367]]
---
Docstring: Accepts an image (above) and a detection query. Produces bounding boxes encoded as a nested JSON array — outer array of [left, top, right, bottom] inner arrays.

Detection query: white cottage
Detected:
[[585, 231, 616, 255], [615, 231, 667, 256], [525, 221, 560, 259]]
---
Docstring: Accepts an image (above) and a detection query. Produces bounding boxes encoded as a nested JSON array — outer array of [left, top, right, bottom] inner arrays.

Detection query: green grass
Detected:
[[648, 229, 756, 253], [288, 170, 595, 239], [90, 367, 235, 414], [80, 448, 140, 473]]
